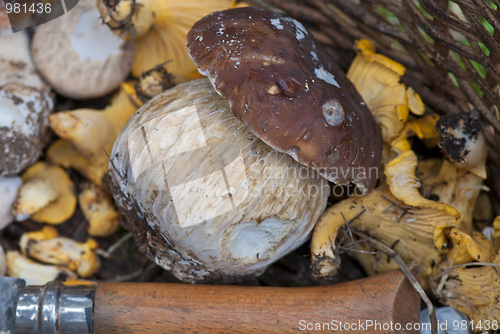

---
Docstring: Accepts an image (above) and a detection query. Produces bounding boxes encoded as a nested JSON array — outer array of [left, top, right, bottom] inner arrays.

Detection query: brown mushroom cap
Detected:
[[187, 7, 382, 192]]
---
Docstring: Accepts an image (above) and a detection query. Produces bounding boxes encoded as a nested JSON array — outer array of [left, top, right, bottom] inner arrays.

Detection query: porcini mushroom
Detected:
[[0, 176, 22, 230], [32, 0, 135, 99], [12, 162, 77, 224], [109, 8, 387, 282], [97, 0, 232, 80], [6, 250, 78, 285], [0, 32, 54, 177], [187, 8, 382, 193]]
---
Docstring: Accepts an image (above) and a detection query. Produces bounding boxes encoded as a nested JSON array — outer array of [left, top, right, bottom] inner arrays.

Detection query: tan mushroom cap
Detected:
[[32, 0, 134, 99], [187, 7, 382, 193]]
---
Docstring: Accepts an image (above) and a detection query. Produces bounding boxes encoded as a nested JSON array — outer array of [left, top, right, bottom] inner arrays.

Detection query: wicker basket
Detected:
[[261, 0, 500, 214]]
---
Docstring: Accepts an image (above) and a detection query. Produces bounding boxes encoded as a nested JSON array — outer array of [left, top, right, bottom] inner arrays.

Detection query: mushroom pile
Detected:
[[1, 0, 499, 327]]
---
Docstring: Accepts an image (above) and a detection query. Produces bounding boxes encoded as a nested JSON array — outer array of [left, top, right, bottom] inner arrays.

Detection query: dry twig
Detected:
[[351, 230, 438, 334]]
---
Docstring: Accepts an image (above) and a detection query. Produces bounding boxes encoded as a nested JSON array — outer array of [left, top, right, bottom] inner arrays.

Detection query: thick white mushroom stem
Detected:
[[109, 78, 329, 282]]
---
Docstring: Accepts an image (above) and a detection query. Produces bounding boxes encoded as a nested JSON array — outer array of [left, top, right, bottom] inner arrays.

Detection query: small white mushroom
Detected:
[[32, 0, 135, 99], [0, 32, 54, 176], [0, 176, 22, 230]]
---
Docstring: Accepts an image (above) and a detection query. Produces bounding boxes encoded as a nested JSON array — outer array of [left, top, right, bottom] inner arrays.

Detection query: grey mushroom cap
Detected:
[[0, 32, 54, 177], [31, 0, 134, 100], [109, 79, 329, 282]]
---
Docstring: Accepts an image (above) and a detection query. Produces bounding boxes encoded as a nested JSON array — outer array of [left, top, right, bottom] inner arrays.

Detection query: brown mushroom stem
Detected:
[[109, 78, 329, 282]]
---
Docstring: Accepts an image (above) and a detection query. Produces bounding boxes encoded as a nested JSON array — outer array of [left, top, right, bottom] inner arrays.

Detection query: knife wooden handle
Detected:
[[93, 265, 420, 334]]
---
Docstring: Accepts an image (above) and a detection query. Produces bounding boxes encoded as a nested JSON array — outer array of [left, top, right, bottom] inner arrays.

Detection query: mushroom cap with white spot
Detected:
[[187, 7, 382, 192]]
